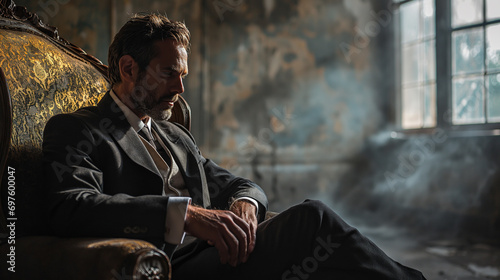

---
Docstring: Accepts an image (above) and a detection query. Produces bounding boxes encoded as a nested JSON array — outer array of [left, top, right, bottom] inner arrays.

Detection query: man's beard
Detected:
[[130, 86, 173, 121]]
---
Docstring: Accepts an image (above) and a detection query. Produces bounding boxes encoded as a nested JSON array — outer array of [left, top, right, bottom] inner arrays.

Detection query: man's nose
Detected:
[[171, 75, 184, 94]]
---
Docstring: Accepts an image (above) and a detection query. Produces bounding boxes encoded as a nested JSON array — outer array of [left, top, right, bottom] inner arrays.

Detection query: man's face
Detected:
[[130, 39, 188, 121]]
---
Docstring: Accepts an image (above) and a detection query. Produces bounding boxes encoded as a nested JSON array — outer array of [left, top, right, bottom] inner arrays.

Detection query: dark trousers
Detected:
[[171, 200, 426, 280]]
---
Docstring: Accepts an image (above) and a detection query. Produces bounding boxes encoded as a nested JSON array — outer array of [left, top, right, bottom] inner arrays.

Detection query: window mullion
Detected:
[[483, 1, 488, 123], [435, 0, 452, 128], [395, 1, 402, 129]]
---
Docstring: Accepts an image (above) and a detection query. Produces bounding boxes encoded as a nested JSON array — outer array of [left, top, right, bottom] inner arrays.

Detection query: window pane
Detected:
[[423, 83, 437, 127], [453, 75, 485, 124], [422, 39, 436, 82], [452, 0, 484, 28], [402, 44, 420, 86], [486, 23, 500, 72], [487, 73, 500, 121], [486, 0, 500, 20], [423, 0, 435, 38], [452, 28, 484, 75], [402, 87, 423, 129], [401, 1, 421, 44]]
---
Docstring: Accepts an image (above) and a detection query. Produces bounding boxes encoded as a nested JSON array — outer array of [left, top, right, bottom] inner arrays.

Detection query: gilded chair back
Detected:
[[0, 0, 110, 236], [0, 0, 190, 236]]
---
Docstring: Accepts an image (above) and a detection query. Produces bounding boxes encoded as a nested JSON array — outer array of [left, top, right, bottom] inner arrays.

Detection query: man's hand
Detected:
[[184, 204, 254, 266], [229, 200, 258, 256]]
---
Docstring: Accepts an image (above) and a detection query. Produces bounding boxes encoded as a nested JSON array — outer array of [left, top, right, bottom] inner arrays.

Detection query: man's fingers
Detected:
[[244, 213, 257, 255], [232, 215, 253, 262], [222, 215, 248, 266], [223, 224, 240, 266], [229, 200, 258, 260], [185, 206, 255, 266], [248, 221, 257, 254]]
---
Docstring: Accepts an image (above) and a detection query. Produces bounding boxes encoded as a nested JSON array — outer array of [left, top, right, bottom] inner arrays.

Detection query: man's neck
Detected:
[[112, 85, 149, 122]]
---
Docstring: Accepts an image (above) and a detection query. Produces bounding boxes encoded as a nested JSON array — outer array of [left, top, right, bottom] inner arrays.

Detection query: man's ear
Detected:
[[118, 55, 137, 83]]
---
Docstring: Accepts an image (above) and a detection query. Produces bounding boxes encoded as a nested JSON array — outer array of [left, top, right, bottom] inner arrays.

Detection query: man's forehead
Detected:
[[154, 39, 187, 56], [152, 39, 188, 71]]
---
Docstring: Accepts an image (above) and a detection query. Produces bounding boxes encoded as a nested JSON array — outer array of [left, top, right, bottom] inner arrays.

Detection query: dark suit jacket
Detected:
[[42, 92, 268, 247]]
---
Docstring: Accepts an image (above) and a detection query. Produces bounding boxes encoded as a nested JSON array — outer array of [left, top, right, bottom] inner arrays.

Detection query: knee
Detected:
[[288, 199, 329, 222], [281, 200, 339, 227], [299, 199, 353, 232], [301, 199, 331, 214]]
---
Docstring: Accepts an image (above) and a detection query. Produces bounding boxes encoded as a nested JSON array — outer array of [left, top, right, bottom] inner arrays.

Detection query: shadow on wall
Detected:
[[335, 129, 500, 243]]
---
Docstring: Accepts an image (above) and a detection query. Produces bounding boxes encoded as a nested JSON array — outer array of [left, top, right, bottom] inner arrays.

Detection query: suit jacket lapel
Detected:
[[97, 92, 209, 207], [97, 92, 163, 180], [152, 120, 210, 207], [151, 121, 186, 171]]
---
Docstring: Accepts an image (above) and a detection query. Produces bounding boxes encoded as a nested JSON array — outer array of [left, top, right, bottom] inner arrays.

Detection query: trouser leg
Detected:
[[171, 200, 426, 280]]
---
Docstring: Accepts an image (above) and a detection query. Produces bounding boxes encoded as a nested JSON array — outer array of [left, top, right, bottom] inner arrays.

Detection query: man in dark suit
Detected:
[[42, 14, 426, 279]]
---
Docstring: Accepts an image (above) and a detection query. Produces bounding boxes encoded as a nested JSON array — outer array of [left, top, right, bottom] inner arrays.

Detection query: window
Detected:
[[395, 0, 500, 131]]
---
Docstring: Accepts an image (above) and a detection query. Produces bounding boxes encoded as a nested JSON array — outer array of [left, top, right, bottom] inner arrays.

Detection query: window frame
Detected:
[[395, 0, 500, 135]]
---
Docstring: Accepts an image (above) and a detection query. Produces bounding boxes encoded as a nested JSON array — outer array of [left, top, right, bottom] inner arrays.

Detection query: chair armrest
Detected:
[[0, 236, 171, 280]]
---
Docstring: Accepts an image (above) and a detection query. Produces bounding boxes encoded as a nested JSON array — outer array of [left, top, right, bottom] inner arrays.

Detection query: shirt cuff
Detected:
[[229, 197, 259, 214], [164, 197, 191, 245]]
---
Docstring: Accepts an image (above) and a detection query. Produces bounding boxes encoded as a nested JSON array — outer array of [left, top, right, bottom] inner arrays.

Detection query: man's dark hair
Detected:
[[108, 14, 190, 85]]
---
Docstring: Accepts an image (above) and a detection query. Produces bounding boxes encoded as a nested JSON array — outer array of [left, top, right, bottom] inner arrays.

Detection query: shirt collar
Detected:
[[109, 89, 152, 132]]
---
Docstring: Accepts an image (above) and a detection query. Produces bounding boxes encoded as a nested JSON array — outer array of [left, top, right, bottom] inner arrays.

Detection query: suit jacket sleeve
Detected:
[[170, 123, 269, 221], [42, 113, 169, 245]]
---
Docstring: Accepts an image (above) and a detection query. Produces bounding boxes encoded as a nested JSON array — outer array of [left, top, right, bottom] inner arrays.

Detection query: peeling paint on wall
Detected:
[[206, 0, 383, 162]]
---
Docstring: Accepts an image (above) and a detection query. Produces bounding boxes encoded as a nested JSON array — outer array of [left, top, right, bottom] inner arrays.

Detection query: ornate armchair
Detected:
[[0, 1, 190, 278]]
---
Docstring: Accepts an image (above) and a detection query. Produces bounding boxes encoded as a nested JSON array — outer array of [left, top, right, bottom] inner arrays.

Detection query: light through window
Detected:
[[399, 0, 436, 129], [395, 0, 500, 131], [451, 0, 500, 125]]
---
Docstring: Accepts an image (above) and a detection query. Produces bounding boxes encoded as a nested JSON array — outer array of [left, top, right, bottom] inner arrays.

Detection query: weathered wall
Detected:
[[200, 0, 391, 213], [13, 0, 500, 240]]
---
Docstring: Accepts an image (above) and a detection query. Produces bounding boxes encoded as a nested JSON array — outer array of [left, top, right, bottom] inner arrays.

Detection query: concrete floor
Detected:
[[356, 223, 500, 280]]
